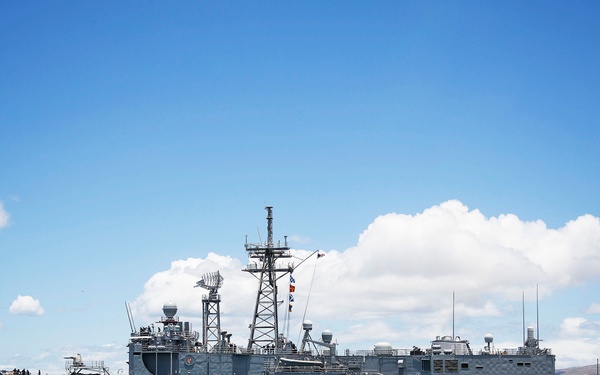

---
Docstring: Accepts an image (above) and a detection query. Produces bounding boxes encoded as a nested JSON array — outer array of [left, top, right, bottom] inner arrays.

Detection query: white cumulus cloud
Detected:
[[131, 200, 600, 367], [559, 317, 600, 338], [130, 253, 257, 338], [586, 303, 600, 314], [0, 201, 9, 228], [550, 317, 600, 366], [9, 295, 45, 316]]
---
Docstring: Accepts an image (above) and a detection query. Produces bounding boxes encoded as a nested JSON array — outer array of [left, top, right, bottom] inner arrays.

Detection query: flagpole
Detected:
[[286, 274, 294, 340], [284, 277, 289, 340]]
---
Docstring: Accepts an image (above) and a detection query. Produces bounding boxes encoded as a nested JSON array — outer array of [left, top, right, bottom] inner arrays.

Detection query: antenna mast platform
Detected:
[[244, 206, 292, 351], [195, 270, 224, 350]]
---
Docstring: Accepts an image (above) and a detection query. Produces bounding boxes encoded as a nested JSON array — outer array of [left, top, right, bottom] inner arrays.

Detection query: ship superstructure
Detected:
[[127, 207, 556, 375]]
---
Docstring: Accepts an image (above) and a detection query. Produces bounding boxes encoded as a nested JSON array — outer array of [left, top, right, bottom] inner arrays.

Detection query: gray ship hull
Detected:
[[128, 348, 555, 375]]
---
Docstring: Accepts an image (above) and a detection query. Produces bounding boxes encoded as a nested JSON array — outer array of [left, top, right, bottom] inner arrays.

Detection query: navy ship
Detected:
[[127, 207, 555, 375]]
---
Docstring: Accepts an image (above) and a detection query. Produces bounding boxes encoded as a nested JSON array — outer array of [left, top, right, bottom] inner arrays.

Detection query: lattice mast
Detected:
[[195, 271, 224, 350], [244, 206, 292, 351]]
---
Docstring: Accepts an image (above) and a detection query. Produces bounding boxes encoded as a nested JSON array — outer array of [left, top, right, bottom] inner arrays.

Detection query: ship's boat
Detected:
[[127, 207, 556, 375]]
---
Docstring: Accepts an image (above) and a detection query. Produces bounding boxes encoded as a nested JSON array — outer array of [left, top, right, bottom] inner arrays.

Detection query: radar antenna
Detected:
[[195, 270, 224, 350]]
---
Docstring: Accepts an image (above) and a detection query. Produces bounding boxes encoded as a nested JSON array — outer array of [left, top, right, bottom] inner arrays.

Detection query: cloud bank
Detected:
[[9, 295, 46, 316], [130, 200, 600, 367]]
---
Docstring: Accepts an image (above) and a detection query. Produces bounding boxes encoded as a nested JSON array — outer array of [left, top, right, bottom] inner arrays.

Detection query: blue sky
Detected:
[[1, 1, 600, 373]]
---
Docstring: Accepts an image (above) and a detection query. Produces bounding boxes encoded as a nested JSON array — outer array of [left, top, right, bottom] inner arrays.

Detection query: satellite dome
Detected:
[[484, 333, 493, 343], [163, 301, 178, 318], [374, 342, 392, 350], [303, 320, 313, 331], [321, 330, 333, 344], [374, 342, 393, 355]]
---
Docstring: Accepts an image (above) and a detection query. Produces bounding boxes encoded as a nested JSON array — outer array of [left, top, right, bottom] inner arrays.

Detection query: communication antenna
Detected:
[[125, 301, 136, 333], [536, 284, 540, 344], [244, 206, 293, 352], [257, 228, 263, 245], [452, 291, 455, 340], [195, 270, 225, 350], [522, 291, 525, 346]]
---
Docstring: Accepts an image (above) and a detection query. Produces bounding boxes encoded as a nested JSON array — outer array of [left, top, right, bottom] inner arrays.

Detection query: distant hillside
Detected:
[[556, 364, 598, 375]]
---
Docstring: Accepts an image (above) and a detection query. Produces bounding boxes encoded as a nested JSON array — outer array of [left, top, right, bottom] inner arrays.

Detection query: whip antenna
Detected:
[[125, 301, 136, 333]]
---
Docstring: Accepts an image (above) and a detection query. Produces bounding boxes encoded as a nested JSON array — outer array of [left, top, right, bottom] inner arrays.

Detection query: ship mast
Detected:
[[195, 271, 224, 351], [244, 206, 292, 352]]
